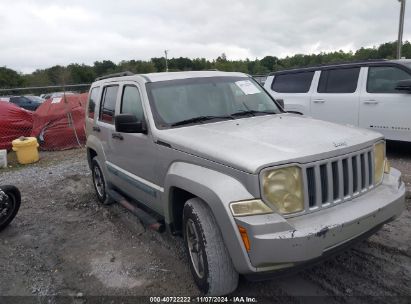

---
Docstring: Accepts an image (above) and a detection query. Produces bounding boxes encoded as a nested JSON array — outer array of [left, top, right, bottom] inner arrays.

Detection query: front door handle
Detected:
[[363, 100, 379, 105], [112, 133, 124, 140], [313, 99, 325, 104]]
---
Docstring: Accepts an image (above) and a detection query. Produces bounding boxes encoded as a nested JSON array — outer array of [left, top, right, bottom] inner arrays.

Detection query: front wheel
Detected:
[[0, 185, 21, 231], [183, 198, 239, 295]]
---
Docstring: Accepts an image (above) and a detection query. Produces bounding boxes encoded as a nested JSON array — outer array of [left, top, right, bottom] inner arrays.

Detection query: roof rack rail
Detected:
[[317, 58, 387, 67], [268, 59, 389, 75], [95, 71, 134, 81]]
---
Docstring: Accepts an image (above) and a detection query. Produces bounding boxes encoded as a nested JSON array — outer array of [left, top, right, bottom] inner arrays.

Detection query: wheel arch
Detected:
[[163, 162, 256, 273], [86, 134, 105, 168]]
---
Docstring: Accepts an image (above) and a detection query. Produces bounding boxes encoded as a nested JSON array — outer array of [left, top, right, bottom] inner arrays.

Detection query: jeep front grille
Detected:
[[304, 147, 374, 211]]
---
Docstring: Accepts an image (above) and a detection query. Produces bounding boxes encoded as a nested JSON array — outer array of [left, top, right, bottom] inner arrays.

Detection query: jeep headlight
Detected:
[[262, 166, 304, 214], [230, 199, 273, 217], [374, 141, 386, 184]]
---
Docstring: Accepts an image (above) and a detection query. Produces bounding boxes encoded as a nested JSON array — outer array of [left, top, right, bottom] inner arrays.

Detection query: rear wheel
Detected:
[[91, 158, 114, 205], [0, 185, 21, 231], [183, 198, 239, 295]]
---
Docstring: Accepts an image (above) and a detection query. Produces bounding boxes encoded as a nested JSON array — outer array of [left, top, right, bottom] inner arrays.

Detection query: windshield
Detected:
[[25, 96, 44, 103], [146, 76, 281, 128]]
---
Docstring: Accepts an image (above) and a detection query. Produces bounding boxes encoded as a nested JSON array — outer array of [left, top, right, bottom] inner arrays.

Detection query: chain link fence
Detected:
[[0, 84, 90, 153]]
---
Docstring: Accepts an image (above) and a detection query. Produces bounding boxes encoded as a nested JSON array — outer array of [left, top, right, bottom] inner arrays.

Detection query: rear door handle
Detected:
[[92, 126, 101, 132], [363, 100, 379, 105], [112, 133, 124, 140], [313, 99, 325, 103]]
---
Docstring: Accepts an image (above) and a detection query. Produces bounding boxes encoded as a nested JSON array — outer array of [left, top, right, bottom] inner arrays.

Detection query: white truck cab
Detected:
[[264, 59, 411, 142]]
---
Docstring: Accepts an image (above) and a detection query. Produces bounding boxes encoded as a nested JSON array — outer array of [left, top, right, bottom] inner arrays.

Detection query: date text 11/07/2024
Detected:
[[149, 296, 258, 303]]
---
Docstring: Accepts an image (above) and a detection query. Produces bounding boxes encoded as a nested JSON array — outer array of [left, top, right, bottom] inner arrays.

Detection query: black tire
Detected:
[[0, 185, 21, 231], [91, 158, 114, 205], [183, 198, 239, 295]]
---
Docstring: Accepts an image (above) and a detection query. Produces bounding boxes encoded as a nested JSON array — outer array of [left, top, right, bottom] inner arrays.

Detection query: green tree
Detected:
[[45, 65, 69, 85], [93, 60, 117, 77], [0, 67, 24, 88], [260, 56, 278, 71], [151, 57, 166, 72], [377, 42, 396, 59], [23, 69, 51, 87], [117, 60, 156, 74], [354, 47, 379, 60], [68, 64, 96, 83]]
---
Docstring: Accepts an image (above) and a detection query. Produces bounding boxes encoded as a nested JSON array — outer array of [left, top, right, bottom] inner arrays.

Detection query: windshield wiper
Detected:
[[231, 110, 277, 117], [171, 115, 234, 127]]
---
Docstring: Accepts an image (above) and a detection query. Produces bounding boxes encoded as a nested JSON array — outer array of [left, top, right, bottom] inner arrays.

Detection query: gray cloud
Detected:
[[0, 0, 409, 73]]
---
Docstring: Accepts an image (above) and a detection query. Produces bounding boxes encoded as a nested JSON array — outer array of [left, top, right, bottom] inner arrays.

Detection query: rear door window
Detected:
[[318, 67, 360, 93], [367, 66, 411, 93], [99, 85, 119, 124], [271, 71, 314, 93]]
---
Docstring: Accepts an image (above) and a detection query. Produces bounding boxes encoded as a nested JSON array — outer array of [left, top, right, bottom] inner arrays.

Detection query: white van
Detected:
[[264, 59, 411, 142]]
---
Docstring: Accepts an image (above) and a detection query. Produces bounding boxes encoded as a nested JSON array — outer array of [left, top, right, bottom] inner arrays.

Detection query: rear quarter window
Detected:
[[88, 87, 100, 119], [271, 71, 314, 93]]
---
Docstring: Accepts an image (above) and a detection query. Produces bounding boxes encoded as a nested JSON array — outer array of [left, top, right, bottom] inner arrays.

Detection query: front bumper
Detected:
[[234, 168, 405, 274]]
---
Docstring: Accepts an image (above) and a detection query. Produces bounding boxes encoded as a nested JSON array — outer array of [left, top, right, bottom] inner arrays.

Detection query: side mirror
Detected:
[[395, 79, 411, 93], [276, 98, 285, 108], [115, 114, 146, 133]]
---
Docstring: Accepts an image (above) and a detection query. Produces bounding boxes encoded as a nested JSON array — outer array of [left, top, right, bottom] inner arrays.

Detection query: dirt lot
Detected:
[[0, 142, 410, 302]]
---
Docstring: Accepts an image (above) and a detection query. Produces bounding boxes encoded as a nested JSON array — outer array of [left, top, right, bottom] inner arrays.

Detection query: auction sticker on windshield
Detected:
[[235, 80, 260, 95]]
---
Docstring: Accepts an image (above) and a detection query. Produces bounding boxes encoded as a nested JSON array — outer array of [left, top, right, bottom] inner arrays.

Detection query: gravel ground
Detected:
[[0, 142, 410, 302]]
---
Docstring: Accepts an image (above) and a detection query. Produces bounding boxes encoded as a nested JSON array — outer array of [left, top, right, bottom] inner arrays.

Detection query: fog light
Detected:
[[384, 159, 391, 174], [230, 199, 273, 217]]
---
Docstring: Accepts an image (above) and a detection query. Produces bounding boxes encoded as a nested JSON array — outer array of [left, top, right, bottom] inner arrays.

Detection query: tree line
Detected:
[[0, 40, 410, 90]]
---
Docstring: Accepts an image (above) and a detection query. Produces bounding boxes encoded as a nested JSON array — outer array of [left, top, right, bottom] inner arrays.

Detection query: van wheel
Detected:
[[183, 198, 239, 295], [91, 158, 114, 205]]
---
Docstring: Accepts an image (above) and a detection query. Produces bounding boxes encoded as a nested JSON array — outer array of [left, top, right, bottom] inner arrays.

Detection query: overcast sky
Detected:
[[0, 0, 409, 73]]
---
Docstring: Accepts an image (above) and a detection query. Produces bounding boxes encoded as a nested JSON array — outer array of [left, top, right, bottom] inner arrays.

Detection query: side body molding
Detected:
[[164, 162, 257, 273]]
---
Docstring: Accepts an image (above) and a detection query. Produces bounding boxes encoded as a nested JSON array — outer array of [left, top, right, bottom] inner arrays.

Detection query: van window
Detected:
[[271, 72, 314, 93], [99, 85, 119, 124], [88, 87, 100, 119], [121, 86, 144, 121], [318, 67, 360, 93], [367, 66, 411, 93]]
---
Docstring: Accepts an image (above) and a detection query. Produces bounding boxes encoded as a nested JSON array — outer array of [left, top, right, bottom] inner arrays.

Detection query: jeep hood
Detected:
[[157, 114, 382, 174]]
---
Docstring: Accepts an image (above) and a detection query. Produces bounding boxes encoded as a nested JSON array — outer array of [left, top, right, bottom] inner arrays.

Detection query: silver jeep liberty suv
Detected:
[[86, 71, 405, 295]]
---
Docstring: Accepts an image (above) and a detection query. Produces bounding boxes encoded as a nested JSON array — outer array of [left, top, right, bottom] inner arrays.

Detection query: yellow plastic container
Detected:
[[12, 137, 40, 165]]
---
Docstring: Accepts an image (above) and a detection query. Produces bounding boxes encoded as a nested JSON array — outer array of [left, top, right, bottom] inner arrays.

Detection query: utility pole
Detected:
[[397, 0, 406, 59], [164, 50, 169, 72]]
